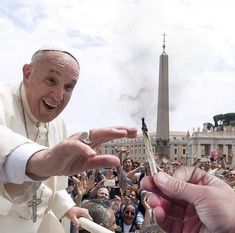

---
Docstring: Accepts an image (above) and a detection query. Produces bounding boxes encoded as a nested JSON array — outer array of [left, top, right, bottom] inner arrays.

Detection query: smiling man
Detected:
[[23, 50, 78, 123], [0, 48, 137, 233]]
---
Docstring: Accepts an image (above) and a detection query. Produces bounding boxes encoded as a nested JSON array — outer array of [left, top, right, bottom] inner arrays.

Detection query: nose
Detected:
[[52, 86, 64, 101], [127, 212, 132, 217]]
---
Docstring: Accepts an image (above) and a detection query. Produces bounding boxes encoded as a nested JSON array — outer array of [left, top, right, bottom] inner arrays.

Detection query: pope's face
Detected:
[[23, 51, 79, 122]]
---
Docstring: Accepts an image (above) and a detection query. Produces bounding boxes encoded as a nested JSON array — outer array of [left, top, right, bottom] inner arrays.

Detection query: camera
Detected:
[[104, 179, 116, 187]]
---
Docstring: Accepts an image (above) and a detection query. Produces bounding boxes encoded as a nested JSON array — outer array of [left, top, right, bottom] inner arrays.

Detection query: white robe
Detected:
[[0, 82, 75, 233]]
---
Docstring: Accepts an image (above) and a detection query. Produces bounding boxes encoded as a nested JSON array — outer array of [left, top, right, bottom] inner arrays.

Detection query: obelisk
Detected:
[[156, 33, 170, 158]]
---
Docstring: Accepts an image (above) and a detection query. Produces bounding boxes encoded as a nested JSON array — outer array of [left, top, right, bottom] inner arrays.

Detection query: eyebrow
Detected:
[[48, 69, 77, 85], [49, 69, 61, 75]]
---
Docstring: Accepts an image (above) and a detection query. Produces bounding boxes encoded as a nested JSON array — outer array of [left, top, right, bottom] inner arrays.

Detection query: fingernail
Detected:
[[157, 172, 170, 184]]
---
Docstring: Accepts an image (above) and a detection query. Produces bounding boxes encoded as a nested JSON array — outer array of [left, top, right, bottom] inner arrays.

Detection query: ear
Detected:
[[22, 64, 31, 84]]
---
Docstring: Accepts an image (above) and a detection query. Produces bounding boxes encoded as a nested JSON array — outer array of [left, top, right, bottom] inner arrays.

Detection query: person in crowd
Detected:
[[127, 162, 145, 185], [193, 157, 201, 168], [226, 169, 235, 190], [116, 203, 139, 233], [132, 161, 140, 170], [71, 175, 95, 206], [94, 168, 107, 183], [96, 187, 110, 200], [0, 47, 137, 233], [140, 166, 235, 233], [208, 158, 219, 175], [80, 199, 118, 233], [127, 162, 152, 188], [199, 157, 212, 172], [118, 157, 134, 189], [122, 187, 138, 205]]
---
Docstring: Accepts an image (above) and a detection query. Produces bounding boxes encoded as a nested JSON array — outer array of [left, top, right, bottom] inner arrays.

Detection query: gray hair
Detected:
[[81, 199, 113, 228], [139, 223, 165, 233]]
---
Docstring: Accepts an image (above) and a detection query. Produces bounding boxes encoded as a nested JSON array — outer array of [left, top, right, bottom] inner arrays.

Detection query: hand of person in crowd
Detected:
[[112, 195, 122, 213], [26, 126, 137, 178], [121, 194, 131, 206], [84, 175, 96, 192], [140, 166, 235, 233], [73, 174, 97, 206], [73, 176, 89, 198], [63, 206, 92, 229]]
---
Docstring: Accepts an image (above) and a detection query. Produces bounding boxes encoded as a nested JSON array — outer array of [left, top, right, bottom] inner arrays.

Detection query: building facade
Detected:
[[100, 131, 188, 164], [100, 125, 235, 168], [188, 125, 235, 167]]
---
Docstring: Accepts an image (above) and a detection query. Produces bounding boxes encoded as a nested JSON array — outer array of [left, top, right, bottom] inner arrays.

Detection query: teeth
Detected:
[[44, 99, 58, 108]]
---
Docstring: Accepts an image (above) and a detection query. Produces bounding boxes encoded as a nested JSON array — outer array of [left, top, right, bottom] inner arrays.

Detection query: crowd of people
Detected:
[[67, 156, 162, 233], [66, 152, 235, 233]]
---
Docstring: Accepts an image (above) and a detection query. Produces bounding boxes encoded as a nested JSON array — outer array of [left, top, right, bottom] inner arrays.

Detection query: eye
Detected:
[[46, 77, 56, 86], [64, 84, 75, 93]]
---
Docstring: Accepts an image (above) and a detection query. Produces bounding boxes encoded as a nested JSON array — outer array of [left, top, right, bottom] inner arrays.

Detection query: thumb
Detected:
[[154, 172, 204, 204]]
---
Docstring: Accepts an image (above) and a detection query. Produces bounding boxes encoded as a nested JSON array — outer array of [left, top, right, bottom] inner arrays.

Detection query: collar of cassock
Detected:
[[20, 83, 39, 125], [20, 83, 48, 144]]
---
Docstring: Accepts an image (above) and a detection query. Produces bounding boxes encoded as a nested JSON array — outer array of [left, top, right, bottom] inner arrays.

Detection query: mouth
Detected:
[[43, 99, 58, 110]]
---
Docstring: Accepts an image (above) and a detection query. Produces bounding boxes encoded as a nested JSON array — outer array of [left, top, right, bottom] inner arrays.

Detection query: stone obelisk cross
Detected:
[[156, 33, 170, 159]]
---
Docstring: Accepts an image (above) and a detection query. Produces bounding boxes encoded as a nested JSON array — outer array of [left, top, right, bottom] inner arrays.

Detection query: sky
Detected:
[[0, 0, 235, 134]]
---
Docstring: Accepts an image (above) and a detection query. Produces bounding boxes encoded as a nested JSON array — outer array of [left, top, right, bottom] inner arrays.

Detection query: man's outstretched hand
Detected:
[[26, 126, 137, 178]]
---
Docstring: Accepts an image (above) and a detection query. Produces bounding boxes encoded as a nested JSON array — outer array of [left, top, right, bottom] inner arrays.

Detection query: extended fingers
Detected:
[[113, 126, 137, 138], [90, 127, 137, 142], [88, 155, 120, 169]]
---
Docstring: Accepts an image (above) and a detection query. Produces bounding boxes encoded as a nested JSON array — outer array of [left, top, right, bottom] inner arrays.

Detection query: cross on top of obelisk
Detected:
[[162, 32, 166, 53]]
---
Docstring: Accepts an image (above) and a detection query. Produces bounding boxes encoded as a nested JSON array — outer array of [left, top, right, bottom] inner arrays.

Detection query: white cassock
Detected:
[[0, 82, 75, 233]]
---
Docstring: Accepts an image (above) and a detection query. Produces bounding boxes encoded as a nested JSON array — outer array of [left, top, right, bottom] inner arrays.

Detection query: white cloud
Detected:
[[0, 0, 235, 134]]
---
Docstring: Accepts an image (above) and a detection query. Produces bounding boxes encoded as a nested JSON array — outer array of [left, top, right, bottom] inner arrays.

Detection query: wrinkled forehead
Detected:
[[30, 50, 80, 77]]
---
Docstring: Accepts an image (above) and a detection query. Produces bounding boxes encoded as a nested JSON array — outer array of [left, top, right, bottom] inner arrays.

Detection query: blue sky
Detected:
[[0, 0, 235, 134]]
